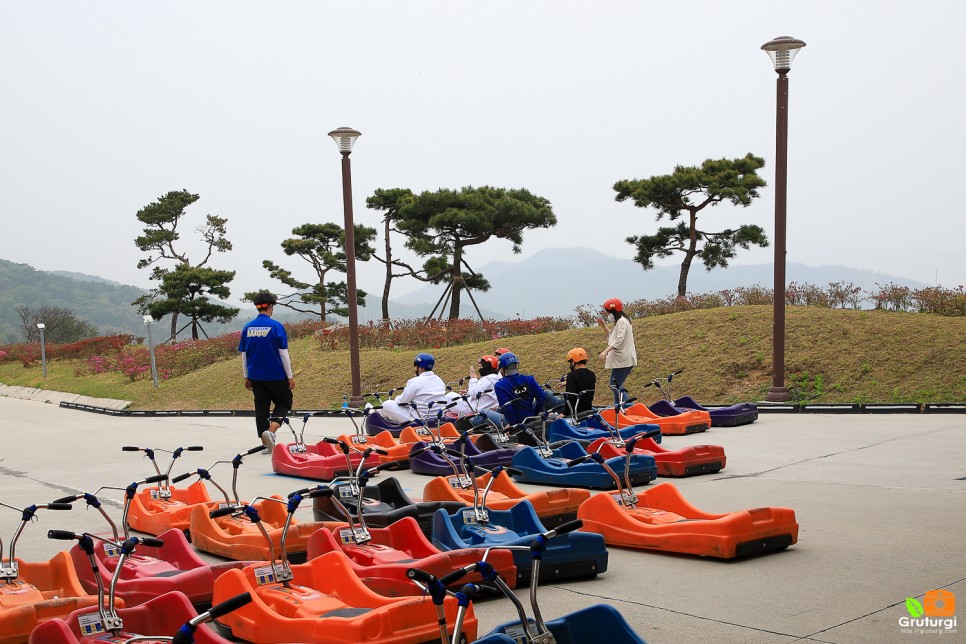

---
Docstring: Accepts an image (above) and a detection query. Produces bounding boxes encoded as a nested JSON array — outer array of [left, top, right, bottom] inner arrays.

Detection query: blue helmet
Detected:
[[414, 353, 435, 370], [497, 352, 519, 369]]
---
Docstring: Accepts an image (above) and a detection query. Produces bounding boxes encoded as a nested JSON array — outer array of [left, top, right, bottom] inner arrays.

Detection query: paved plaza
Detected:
[[1, 396, 963, 643]]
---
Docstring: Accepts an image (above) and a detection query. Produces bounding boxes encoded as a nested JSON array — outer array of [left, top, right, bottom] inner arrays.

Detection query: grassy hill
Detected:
[[0, 258, 257, 343], [0, 259, 150, 342], [2, 306, 964, 408]]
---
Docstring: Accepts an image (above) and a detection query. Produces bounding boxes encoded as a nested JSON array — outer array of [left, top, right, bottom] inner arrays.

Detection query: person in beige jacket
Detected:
[[597, 297, 638, 405]]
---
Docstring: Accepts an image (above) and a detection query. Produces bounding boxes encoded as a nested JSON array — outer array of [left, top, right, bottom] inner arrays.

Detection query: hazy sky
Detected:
[[2, 1, 964, 307]]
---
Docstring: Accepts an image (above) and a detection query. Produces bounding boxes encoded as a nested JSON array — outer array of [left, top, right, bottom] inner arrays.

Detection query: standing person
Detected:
[[598, 297, 637, 405], [375, 353, 447, 424], [562, 348, 597, 415], [238, 291, 295, 451]]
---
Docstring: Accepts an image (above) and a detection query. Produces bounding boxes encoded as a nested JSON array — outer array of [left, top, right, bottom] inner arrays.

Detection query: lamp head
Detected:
[[327, 127, 361, 153], [761, 36, 806, 72], [143, 315, 154, 324], [36, 323, 45, 330]]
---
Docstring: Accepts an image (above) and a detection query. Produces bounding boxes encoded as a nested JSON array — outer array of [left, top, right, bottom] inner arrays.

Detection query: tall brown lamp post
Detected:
[[761, 36, 806, 403], [328, 126, 365, 408]]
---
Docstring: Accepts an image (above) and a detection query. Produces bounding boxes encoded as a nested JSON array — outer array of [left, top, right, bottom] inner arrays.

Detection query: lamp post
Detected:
[[761, 36, 806, 403], [36, 323, 47, 378], [327, 126, 365, 408], [143, 315, 158, 389]]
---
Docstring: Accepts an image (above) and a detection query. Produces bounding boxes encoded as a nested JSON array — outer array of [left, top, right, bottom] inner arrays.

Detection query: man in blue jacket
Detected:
[[238, 291, 295, 451], [493, 352, 547, 426]]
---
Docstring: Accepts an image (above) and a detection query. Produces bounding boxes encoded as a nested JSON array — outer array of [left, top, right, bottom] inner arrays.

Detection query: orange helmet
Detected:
[[494, 347, 511, 356], [566, 348, 589, 363], [602, 297, 623, 313], [479, 355, 499, 369]]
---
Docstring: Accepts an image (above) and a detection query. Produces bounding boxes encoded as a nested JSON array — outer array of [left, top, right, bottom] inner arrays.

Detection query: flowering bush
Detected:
[[70, 331, 240, 380], [827, 281, 865, 309], [49, 335, 133, 360], [153, 333, 241, 377], [786, 282, 832, 307], [732, 284, 774, 306], [573, 281, 961, 320], [872, 282, 913, 312], [910, 285, 966, 316], [316, 317, 575, 351], [284, 319, 329, 340], [116, 348, 151, 381], [14, 344, 39, 367], [77, 354, 114, 376]]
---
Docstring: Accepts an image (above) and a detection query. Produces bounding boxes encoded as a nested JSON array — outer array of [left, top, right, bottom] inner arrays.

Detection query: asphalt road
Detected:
[[1, 397, 963, 643]]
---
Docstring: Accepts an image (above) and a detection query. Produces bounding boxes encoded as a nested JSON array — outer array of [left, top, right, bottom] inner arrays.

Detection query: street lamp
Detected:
[[761, 36, 806, 403], [327, 126, 365, 408], [36, 323, 47, 378], [143, 315, 158, 389]]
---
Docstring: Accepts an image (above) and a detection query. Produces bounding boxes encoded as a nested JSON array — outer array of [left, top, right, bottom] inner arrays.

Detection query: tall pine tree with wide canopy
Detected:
[[395, 186, 556, 319], [133, 190, 238, 340], [614, 153, 769, 297]]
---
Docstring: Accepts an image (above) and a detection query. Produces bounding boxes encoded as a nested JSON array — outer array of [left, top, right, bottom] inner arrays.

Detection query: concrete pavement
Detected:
[[1, 396, 962, 643]]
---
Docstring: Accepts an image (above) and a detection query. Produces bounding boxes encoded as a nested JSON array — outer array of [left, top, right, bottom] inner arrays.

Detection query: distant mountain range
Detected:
[[391, 247, 930, 319], [0, 259, 150, 343], [0, 250, 932, 343]]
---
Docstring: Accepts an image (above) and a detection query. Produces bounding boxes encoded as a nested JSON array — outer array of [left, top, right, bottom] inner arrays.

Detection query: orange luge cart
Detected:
[[421, 468, 590, 529], [189, 496, 322, 563], [121, 444, 218, 535], [595, 404, 710, 435], [337, 406, 417, 467], [304, 495, 517, 598], [211, 549, 479, 643], [578, 475, 798, 559], [1, 502, 104, 644]]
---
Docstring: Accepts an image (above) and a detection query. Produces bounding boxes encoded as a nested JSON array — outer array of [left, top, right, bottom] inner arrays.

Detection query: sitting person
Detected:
[[494, 347, 564, 414], [493, 352, 548, 426], [562, 347, 596, 415], [376, 352, 447, 424], [446, 354, 504, 428]]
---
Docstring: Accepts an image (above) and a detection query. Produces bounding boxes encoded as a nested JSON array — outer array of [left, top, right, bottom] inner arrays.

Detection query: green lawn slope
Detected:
[[1, 306, 964, 409]]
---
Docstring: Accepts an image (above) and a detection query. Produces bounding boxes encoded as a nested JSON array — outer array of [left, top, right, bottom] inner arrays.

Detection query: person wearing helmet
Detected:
[[562, 347, 597, 415], [493, 352, 548, 426], [376, 352, 447, 423], [598, 297, 638, 405], [238, 291, 295, 451], [445, 354, 505, 428], [494, 347, 511, 356]]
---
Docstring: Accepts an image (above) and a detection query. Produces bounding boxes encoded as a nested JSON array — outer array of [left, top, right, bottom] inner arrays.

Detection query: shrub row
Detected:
[[0, 335, 135, 367], [572, 282, 965, 325], [316, 317, 574, 351], [75, 332, 242, 381]]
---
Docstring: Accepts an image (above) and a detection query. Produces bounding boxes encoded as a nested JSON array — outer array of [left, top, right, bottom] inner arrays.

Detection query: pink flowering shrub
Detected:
[[316, 317, 574, 350]]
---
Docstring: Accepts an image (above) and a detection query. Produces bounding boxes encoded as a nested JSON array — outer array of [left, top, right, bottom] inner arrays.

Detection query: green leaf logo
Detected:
[[906, 597, 924, 618]]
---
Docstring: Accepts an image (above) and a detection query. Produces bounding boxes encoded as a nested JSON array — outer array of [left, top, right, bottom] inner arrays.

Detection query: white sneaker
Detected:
[[261, 430, 277, 453]]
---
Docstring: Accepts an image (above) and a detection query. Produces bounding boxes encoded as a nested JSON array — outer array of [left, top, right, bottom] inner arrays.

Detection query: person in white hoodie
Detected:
[[446, 354, 504, 428], [597, 297, 638, 405], [376, 352, 447, 423]]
